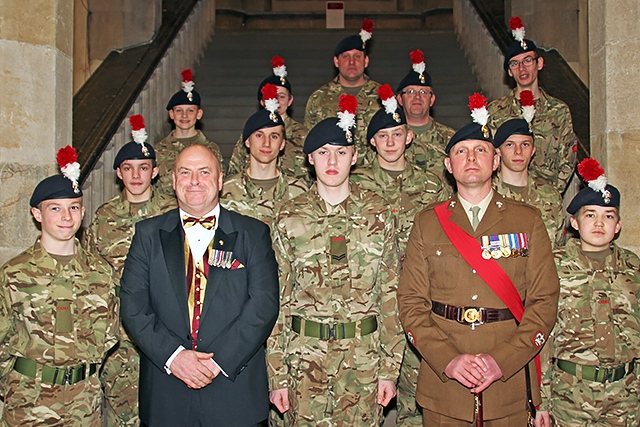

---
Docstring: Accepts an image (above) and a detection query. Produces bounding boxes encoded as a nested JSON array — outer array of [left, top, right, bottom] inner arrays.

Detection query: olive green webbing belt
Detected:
[[13, 357, 98, 385], [291, 315, 377, 340], [556, 358, 636, 383]]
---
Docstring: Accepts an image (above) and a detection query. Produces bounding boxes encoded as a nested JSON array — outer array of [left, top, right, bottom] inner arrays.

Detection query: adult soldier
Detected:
[[0, 146, 119, 427], [396, 49, 455, 175], [537, 159, 640, 427], [351, 84, 446, 427], [154, 69, 224, 196], [83, 116, 176, 426], [221, 86, 308, 227], [304, 19, 380, 166], [269, 95, 404, 426], [487, 17, 577, 193], [398, 94, 560, 426], [227, 56, 311, 184], [493, 113, 566, 248]]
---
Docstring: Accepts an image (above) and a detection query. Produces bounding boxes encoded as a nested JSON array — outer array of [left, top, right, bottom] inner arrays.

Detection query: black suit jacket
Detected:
[[121, 207, 279, 427]]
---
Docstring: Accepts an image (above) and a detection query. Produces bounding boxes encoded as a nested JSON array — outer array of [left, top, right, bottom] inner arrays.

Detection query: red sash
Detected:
[[433, 201, 541, 383]]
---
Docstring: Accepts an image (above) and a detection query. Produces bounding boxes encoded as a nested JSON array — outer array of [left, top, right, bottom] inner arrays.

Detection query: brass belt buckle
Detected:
[[463, 308, 480, 323]]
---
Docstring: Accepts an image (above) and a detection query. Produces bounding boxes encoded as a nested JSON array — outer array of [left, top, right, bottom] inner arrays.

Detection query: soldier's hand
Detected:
[[270, 388, 290, 413], [377, 380, 396, 406], [535, 410, 551, 427], [444, 354, 487, 388], [470, 353, 503, 393], [170, 350, 215, 389]]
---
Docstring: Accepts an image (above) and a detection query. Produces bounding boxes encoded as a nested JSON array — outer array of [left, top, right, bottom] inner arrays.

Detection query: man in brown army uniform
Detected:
[[398, 117, 559, 425], [0, 147, 119, 427], [304, 19, 381, 166]]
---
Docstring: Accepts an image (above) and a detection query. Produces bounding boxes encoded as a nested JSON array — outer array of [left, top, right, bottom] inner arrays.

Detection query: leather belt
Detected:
[[291, 315, 377, 340], [555, 358, 636, 383], [13, 357, 98, 386], [432, 301, 514, 326]]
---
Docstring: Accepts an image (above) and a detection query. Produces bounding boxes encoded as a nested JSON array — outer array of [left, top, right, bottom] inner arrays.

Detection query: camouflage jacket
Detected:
[[268, 183, 404, 390], [154, 130, 223, 196], [539, 239, 640, 410], [304, 75, 381, 166], [220, 170, 308, 226], [0, 239, 119, 378], [350, 157, 448, 256], [488, 88, 577, 193], [493, 173, 566, 248], [226, 116, 311, 184], [405, 118, 455, 173], [82, 189, 177, 278]]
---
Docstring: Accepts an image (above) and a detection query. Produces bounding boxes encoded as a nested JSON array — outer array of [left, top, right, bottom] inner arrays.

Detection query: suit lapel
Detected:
[[159, 214, 190, 328], [448, 200, 475, 235]]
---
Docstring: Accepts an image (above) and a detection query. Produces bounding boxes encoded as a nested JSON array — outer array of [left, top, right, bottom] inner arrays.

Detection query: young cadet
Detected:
[[493, 116, 566, 248], [269, 95, 404, 426], [537, 159, 640, 427], [220, 86, 308, 226], [154, 69, 224, 196], [398, 95, 559, 426], [396, 49, 455, 174], [227, 56, 310, 183], [304, 19, 381, 165], [0, 147, 119, 426], [83, 116, 176, 426], [487, 17, 577, 193], [351, 84, 446, 427]]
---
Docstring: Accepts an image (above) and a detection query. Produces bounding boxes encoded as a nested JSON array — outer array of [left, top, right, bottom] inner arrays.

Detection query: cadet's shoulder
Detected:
[[92, 195, 124, 217], [222, 173, 244, 188], [1, 245, 37, 275], [616, 244, 640, 270], [499, 194, 542, 215]]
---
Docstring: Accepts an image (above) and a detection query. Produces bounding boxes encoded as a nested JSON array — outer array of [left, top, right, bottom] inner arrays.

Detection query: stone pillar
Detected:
[[589, 0, 640, 252], [0, 0, 74, 265]]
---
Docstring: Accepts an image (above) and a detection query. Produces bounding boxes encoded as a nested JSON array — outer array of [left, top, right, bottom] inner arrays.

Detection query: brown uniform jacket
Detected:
[[398, 192, 559, 422]]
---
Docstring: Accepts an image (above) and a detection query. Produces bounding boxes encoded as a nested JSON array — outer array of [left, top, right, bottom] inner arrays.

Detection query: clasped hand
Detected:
[[444, 353, 503, 393], [170, 350, 221, 389]]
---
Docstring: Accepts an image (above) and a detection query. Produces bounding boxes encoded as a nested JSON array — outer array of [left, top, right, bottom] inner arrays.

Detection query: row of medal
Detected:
[[208, 248, 235, 269], [480, 233, 529, 259]]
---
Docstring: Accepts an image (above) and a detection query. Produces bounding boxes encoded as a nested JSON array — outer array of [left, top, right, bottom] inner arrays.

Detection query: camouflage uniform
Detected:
[[227, 116, 311, 184], [153, 130, 223, 196], [540, 238, 640, 426], [488, 89, 578, 193], [82, 189, 176, 426], [0, 239, 119, 427], [268, 183, 404, 426], [220, 170, 308, 226], [493, 173, 566, 248], [351, 158, 446, 427], [304, 76, 381, 166], [405, 119, 455, 173]]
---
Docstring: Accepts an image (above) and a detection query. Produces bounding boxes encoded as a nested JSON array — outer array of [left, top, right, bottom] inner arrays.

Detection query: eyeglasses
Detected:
[[508, 56, 538, 69], [401, 88, 433, 97]]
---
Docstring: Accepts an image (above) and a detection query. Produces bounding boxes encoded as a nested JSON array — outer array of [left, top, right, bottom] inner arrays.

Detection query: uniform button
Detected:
[[196, 316, 200, 320], [196, 287, 200, 291], [472, 269, 477, 274]]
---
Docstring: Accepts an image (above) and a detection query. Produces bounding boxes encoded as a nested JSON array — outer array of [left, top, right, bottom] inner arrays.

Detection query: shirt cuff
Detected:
[[211, 359, 228, 378], [165, 345, 185, 375]]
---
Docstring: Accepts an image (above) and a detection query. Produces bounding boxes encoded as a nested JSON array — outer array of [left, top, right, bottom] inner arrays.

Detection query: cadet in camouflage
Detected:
[[83, 135, 176, 427], [268, 111, 404, 426], [0, 153, 119, 427], [538, 159, 640, 427]]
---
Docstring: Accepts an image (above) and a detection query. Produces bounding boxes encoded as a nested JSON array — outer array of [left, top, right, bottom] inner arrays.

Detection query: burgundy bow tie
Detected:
[[182, 215, 216, 230]]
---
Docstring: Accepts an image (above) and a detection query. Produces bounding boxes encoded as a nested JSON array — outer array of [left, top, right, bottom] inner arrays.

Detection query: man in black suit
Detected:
[[121, 144, 279, 427]]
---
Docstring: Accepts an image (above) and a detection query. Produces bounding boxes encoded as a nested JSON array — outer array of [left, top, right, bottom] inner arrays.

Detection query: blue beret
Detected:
[[242, 110, 285, 142], [494, 118, 534, 148], [113, 141, 156, 169], [166, 90, 202, 110], [396, 71, 433, 93], [504, 39, 538, 71], [445, 123, 494, 154], [366, 107, 407, 142], [334, 35, 366, 57], [30, 175, 82, 207], [304, 118, 355, 154], [567, 184, 621, 215], [257, 75, 292, 101]]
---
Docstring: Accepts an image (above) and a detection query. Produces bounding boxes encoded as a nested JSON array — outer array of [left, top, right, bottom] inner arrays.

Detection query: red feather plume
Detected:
[[361, 18, 374, 33], [271, 56, 285, 68], [56, 145, 78, 168], [181, 69, 193, 83], [377, 84, 395, 101], [509, 16, 524, 30], [129, 114, 145, 131], [468, 93, 487, 110], [519, 90, 535, 107], [410, 49, 424, 65], [261, 83, 279, 101], [339, 94, 358, 115], [578, 158, 605, 182]]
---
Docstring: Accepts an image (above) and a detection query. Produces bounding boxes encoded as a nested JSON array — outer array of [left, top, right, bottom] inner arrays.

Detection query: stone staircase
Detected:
[[195, 28, 482, 160]]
